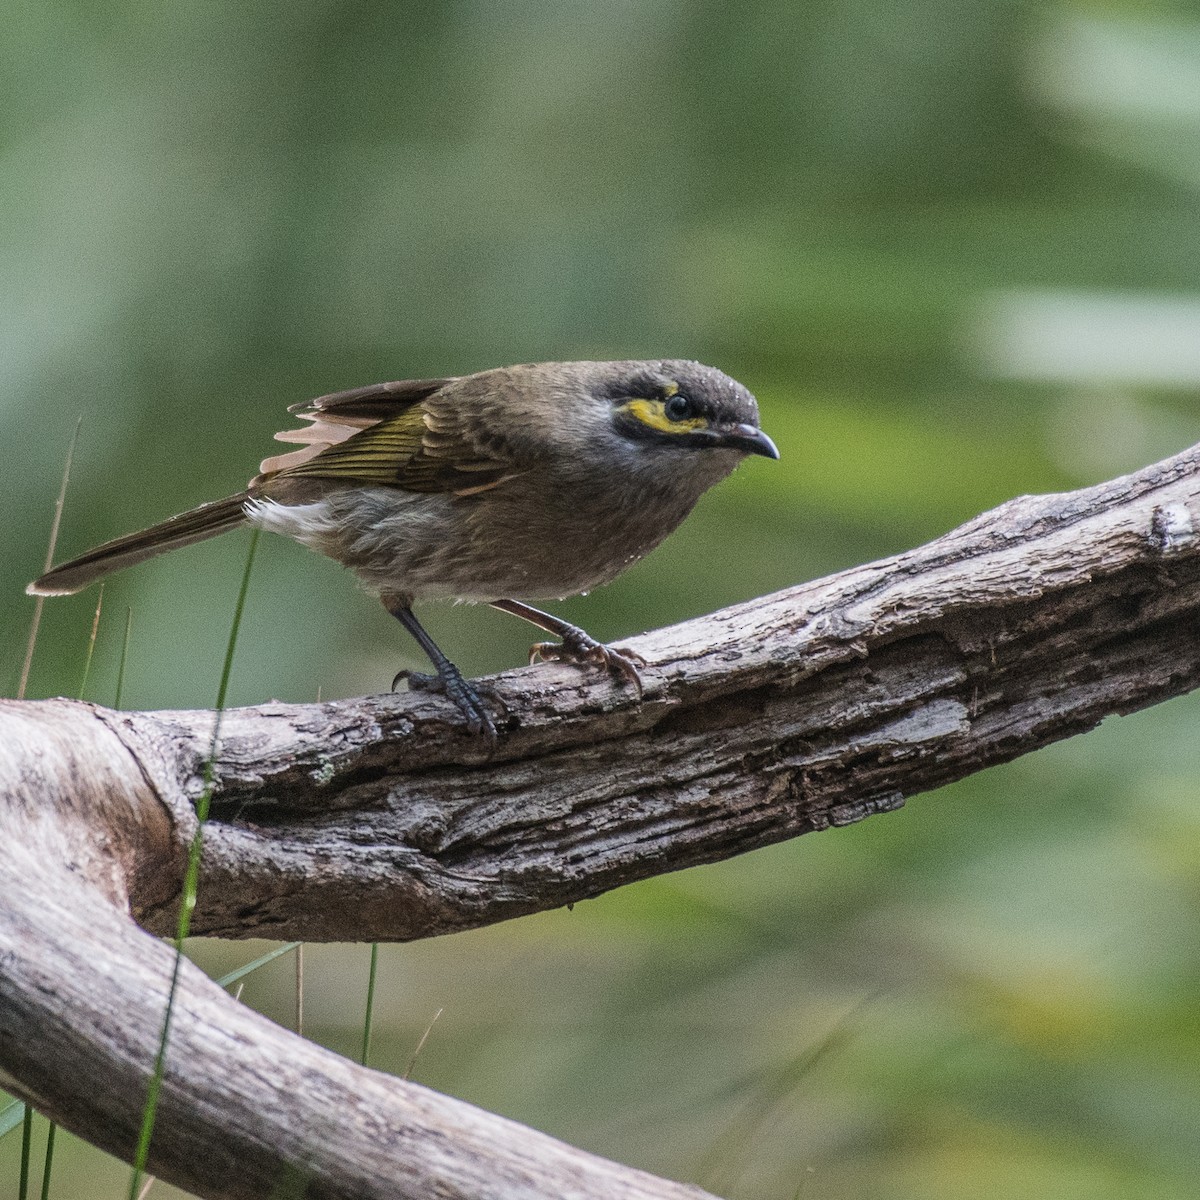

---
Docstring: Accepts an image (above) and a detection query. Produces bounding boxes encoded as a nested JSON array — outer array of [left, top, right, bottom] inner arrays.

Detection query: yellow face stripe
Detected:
[[620, 398, 707, 435]]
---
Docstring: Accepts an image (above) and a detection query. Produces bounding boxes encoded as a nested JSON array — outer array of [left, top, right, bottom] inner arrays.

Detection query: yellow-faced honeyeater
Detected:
[[29, 360, 779, 735]]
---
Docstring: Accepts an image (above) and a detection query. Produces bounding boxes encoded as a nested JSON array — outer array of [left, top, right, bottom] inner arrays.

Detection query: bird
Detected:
[[28, 360, 779, 737]]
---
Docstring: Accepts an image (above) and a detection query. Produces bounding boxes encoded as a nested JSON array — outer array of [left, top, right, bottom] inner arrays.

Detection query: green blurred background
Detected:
[[4, 1, 1200, 1197]]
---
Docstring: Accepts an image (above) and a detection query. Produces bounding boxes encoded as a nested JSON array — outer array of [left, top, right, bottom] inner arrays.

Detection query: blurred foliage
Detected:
[[4, 0, 1200, 1197]]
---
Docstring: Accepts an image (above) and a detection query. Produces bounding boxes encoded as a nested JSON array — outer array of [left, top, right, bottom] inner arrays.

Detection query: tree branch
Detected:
[[2, 440, 1200, 1198], [118, 439, 1200, 940]]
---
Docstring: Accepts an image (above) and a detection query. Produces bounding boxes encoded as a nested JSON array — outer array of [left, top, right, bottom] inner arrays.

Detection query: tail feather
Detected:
[[27, 491, 253, 596]]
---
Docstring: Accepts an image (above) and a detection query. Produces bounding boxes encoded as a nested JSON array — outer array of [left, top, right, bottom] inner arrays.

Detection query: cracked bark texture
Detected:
[[1, 440, 1199, 1199]]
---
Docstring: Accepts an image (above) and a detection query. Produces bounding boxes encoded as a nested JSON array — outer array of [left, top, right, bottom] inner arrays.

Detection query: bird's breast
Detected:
[[256, 452, 732, 603]]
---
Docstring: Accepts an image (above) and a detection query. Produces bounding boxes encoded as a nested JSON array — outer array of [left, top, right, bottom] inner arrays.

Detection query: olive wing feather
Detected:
[[258, 377, 519, 495]]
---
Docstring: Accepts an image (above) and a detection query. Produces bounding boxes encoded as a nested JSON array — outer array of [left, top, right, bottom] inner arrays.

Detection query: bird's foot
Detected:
[[392, 666, 501, 741], [529, 628, 646, 696]]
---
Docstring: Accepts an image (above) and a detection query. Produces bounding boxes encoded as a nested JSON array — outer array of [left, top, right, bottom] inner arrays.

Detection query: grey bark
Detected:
[[2, 441, 1200, 1199]]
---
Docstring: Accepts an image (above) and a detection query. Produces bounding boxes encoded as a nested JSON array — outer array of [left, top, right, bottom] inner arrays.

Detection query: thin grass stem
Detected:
[[114, 608, 133, 709], [216, 942, 301, 990], [19, 418, 82, 700], [404, 1008, 443, 1081], [127, 530, 259, 1200], [295, 944, 304, 1037], [18, 1108, 32, 1200], [360, 943, 379, 1066], [77, 585, 104, 701], [39, 1121, 55, 1200]]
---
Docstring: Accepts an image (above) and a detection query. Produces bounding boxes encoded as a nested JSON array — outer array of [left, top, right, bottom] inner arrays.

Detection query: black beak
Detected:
[[709, 423, 780, 460]]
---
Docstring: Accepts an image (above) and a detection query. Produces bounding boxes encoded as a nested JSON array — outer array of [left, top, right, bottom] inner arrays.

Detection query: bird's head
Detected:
[[600, 360, 778, 462], [507, 359, 778, 481]]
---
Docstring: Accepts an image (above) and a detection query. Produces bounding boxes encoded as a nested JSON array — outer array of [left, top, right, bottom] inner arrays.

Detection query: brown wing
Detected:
[[257, 377, 456, 477], [289, 377, 457, 422], [257, 375, 521, 496]]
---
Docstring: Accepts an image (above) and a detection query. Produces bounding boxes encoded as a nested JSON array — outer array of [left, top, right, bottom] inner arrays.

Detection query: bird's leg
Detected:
[[489, 598, 646, 695], [383, 598, 498, 739]]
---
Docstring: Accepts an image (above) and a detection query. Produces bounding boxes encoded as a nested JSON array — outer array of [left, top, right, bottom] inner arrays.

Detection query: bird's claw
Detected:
[[530, 633, 646, 696], [392, 669, 502, 742]]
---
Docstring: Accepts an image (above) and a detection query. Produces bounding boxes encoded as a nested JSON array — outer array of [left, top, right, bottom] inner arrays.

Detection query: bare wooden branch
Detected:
[[0, 833, 708, 1200], [116, 439, 1200, 941], [2, 440, 1200, 1199]]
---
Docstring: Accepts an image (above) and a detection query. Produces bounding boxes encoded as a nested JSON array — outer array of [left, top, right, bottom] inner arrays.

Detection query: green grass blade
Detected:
[[18, 1107, 32, 1200], [360, 944, 379, 1066], [39, 1121, 56, 1200], [127, 530, 259, 1200], [211, 532, 260, 715], [216, 942, 301, 990]]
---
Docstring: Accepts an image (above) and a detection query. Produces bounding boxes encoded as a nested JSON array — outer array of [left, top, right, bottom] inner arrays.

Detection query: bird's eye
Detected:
[[664, 393, 693, 422]]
